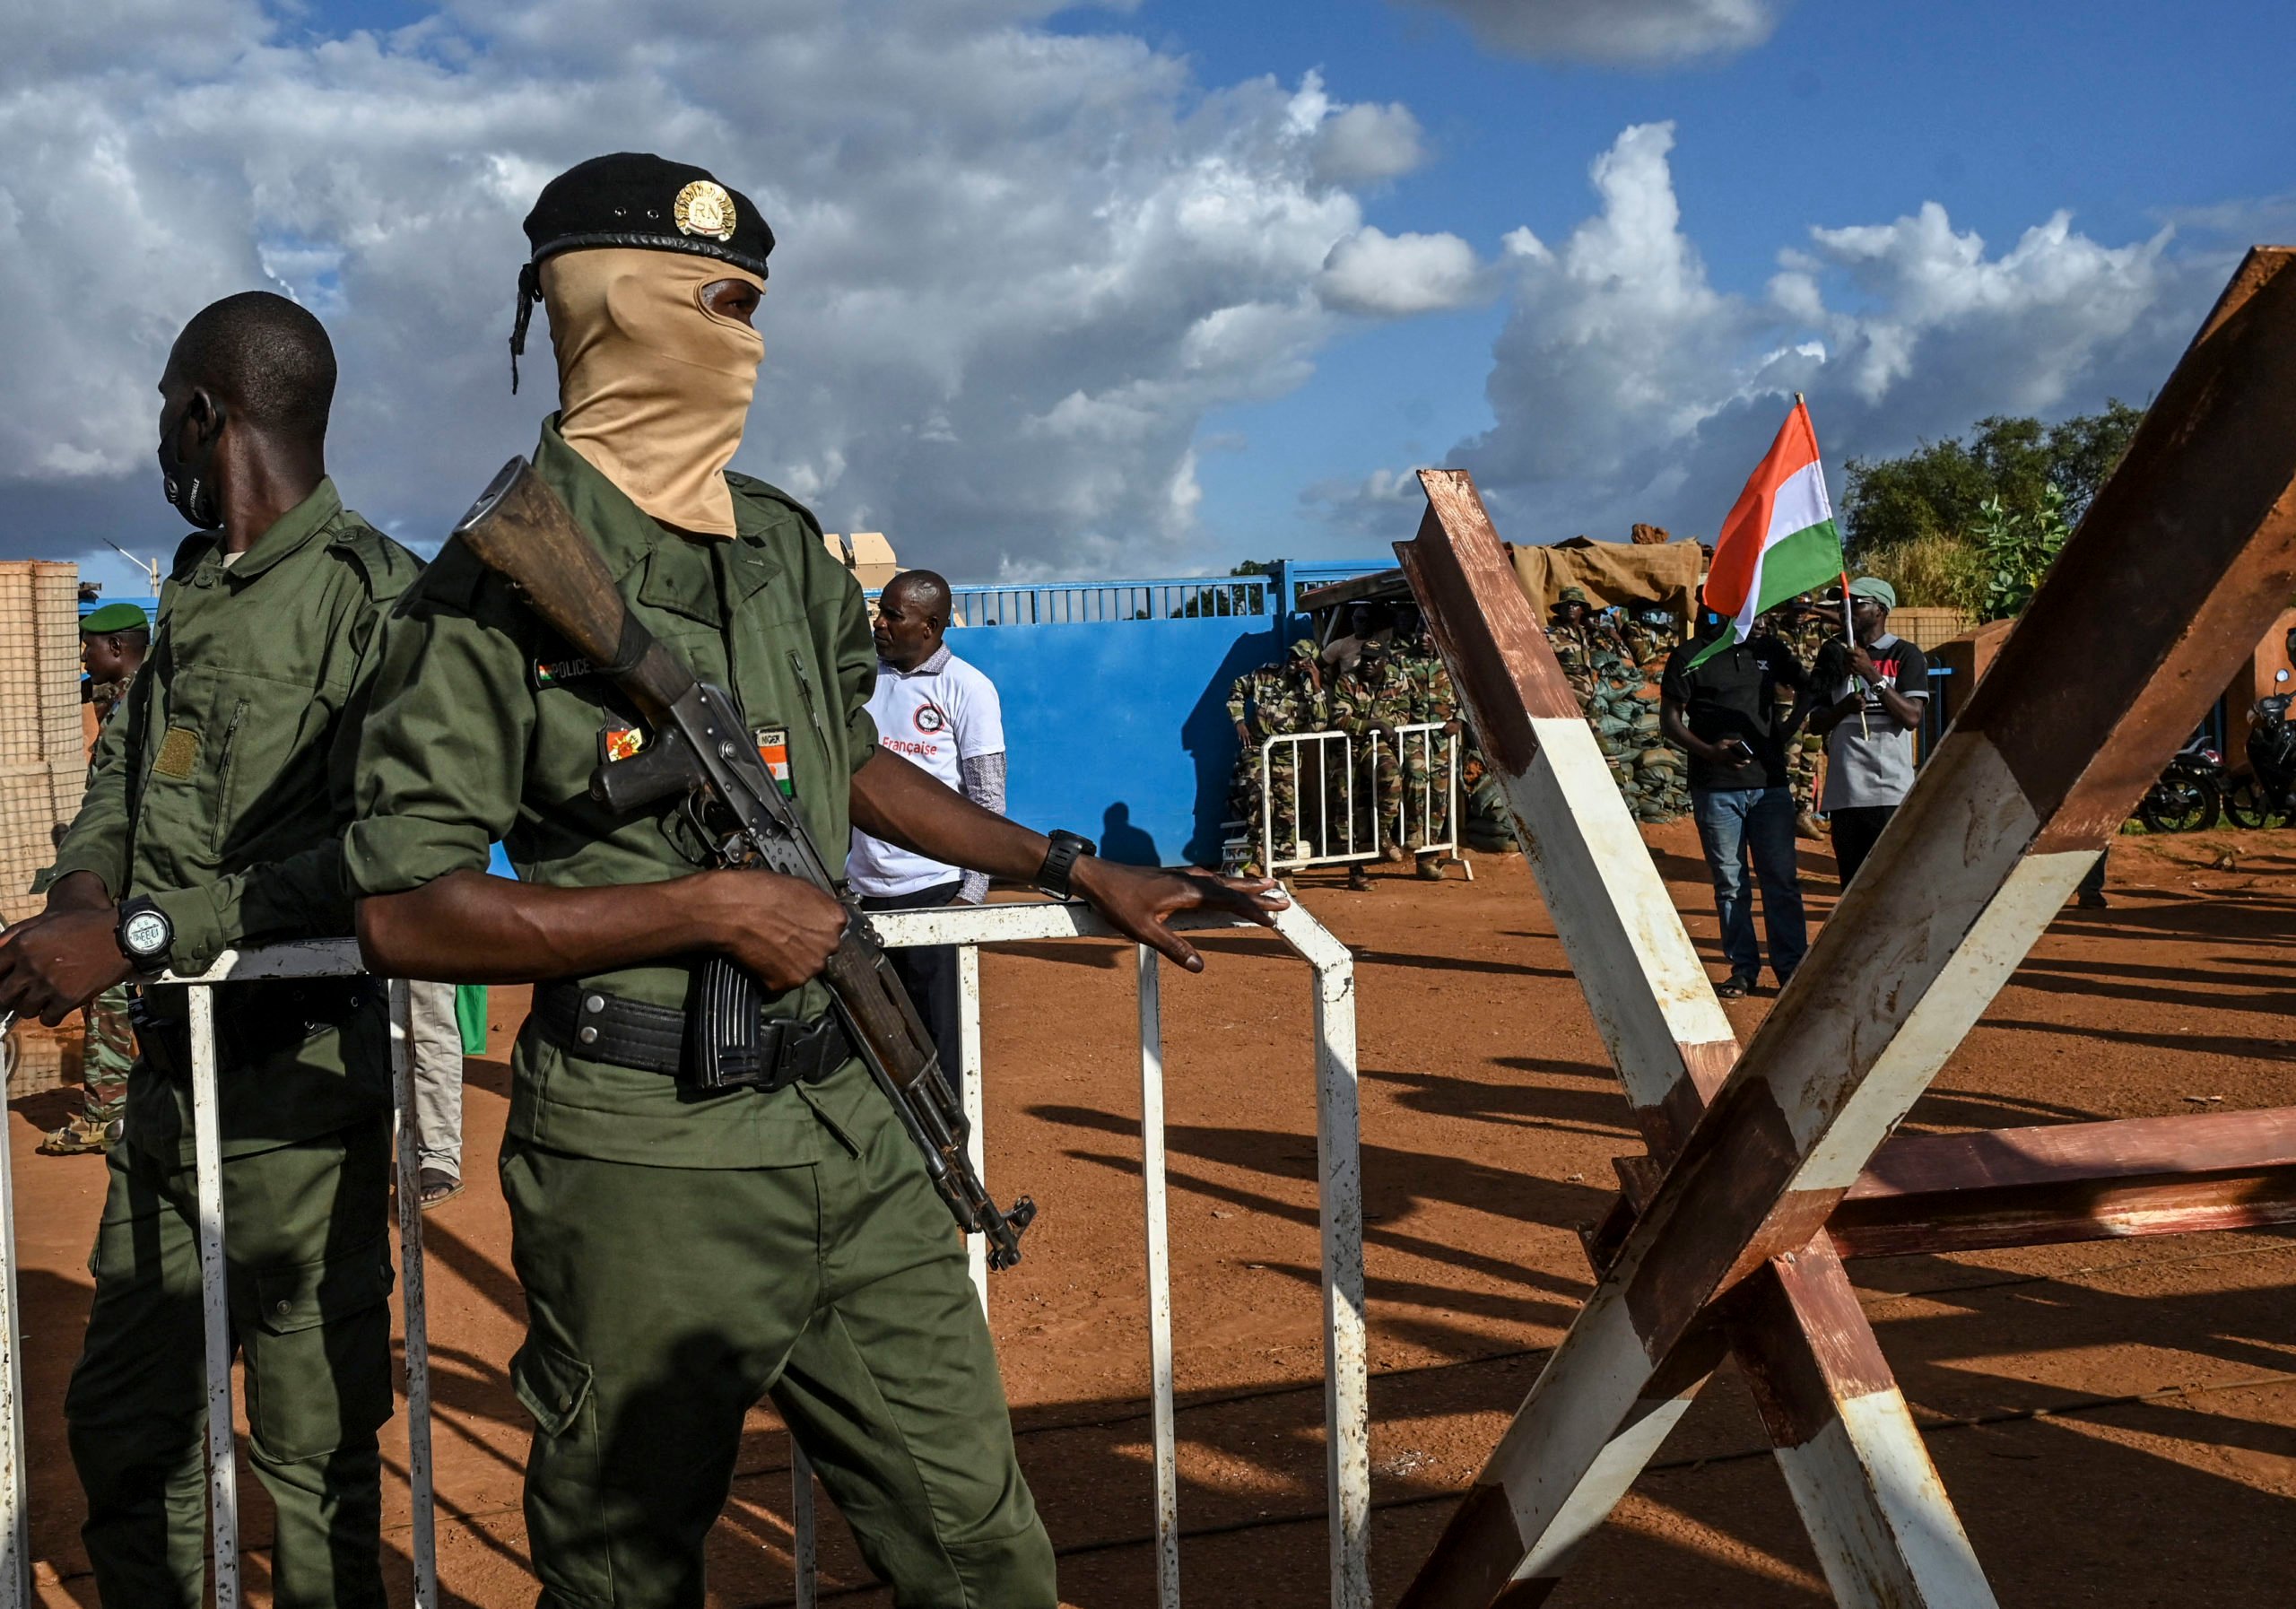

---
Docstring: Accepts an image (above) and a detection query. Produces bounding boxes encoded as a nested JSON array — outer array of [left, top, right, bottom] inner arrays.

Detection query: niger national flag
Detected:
[[1685, 398, 1847, 669]]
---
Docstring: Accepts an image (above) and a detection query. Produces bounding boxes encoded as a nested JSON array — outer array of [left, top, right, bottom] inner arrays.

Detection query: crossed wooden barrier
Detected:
[[1395, 247, 2296, 1607]]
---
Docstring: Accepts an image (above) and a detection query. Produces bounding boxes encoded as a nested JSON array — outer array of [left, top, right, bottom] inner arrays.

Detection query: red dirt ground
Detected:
[[9, 819, 2295, 1606]]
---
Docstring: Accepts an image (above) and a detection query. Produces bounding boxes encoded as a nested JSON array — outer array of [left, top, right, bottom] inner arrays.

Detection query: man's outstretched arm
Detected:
[[849, 747, 1284, 972]]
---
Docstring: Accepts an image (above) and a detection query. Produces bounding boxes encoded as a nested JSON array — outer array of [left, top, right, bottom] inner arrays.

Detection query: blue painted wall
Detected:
[[937, 561, 1386, 867]]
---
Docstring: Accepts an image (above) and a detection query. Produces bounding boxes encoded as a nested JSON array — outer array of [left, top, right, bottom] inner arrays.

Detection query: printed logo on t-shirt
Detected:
[[913, 702, 948, 735]]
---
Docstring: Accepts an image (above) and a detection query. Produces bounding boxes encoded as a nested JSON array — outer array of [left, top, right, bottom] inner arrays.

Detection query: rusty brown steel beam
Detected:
[[1828, 1106, 2296, 1257], [1401, 246, 2296, 1608]]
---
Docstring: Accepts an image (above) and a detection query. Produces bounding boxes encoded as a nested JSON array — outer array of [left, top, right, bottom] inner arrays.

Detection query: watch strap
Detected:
[[1035, 831, 1096, 900]]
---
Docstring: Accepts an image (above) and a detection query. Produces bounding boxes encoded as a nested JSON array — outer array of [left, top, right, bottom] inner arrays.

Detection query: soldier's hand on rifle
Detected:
[[696, 869, 849, 992], [1070, 858, 1288, 975], [0, 903, 135, 1026]]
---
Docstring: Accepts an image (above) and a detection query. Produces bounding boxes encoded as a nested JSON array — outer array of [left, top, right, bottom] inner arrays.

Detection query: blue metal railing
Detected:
[[943, 576, 1274, 627]]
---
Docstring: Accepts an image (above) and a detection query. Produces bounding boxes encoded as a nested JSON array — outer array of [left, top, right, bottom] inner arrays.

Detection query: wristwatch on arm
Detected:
[[1033, 831, 1097, 900], [115, 896, 176, 978]]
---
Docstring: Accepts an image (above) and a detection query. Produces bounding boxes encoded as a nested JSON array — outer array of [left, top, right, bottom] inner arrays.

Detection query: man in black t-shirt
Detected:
[[1660, 609, 1812, 996]]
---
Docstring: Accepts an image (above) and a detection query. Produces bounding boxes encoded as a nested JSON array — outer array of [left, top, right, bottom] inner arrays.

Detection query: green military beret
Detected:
[[81, 602, 149, 634]]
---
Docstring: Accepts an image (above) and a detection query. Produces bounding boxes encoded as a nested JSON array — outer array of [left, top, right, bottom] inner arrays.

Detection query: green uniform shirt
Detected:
[[49, 478, 421, 1158], [344, 419, 881, 1170]]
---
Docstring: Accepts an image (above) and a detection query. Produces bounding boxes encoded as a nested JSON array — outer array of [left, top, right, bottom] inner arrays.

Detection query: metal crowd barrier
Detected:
[[1252, 726, 1463, 880], [1258, 731, 1376, 875], [1376, 722, 1465, 874], [857, 900, 1367, 1609], [0, 900, 1364, 1609], [0, 937, 435, 1609]]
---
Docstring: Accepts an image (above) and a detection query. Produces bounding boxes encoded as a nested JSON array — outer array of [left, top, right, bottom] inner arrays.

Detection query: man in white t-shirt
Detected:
[[1808, 577, 1929, 887], [848, 569, 1007, 1067]]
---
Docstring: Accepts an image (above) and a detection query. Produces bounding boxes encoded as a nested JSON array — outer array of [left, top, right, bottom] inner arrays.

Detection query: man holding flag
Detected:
[[1660, 397, 1845, 996]]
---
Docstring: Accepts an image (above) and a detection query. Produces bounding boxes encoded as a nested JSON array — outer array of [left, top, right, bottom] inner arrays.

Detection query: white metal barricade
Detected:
[[1376, 722, 1466, 875], [1258, 731, 1376, 875], [0, 940, 438, 1609], [0, 901, 1362, 1609], [850, 900, 1370, 1609]]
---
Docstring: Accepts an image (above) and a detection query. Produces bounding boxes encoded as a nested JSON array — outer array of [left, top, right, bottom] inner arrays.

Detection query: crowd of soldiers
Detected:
[[1225, 603, 1474, 884], [1544, 587, 1697, 823], [1223, 581, 1851, 879]]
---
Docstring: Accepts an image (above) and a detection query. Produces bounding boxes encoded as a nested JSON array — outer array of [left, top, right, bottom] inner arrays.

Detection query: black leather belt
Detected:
[[533, 980, 852, 1093]]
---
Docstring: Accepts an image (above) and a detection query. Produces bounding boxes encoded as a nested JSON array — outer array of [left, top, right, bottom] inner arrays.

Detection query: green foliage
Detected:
[[1846, 531, 1986, 613], [1842, 402, 2142, 556], [1839, 401, 2141, 619], [1974, 483, 2074, 622]]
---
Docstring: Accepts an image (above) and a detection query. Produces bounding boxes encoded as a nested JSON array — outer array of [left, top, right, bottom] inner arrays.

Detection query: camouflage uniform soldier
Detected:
[[1622, 609, 1682, 676], [1395, 626, 1461, 874], [39, 602, 151, 1157], [1225, 639, 1324, 874], [1340, 639, 1417, 865], [1544, 586, 1602, 704], [1770, 599, 1834, 839]]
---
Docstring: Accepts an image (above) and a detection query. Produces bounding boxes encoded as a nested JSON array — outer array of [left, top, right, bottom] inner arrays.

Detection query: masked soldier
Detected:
[[38, 602, 152, 1158], [0, 293, 419, 1608], [343, 152, 1281, 1609]]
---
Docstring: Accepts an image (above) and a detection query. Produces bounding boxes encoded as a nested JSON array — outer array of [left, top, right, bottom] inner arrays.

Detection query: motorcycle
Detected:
[[2137, 735, 2225, 834], [2224, 665, 2296, 829]]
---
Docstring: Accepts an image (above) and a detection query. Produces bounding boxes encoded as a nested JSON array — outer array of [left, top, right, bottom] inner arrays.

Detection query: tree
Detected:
[[1839, 402, 2142, 614]]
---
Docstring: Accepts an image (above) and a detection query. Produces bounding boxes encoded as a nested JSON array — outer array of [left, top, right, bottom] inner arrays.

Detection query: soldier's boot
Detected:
[[1795, 809, 1824, 841], [1346, 865, 1373, 891], [40, 1111, 120, 1157]]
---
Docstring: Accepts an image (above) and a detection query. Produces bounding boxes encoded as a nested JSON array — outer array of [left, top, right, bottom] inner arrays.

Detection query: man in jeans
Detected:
[[1808, 577, 1929, 887], [1661, 604, 1811, 997]]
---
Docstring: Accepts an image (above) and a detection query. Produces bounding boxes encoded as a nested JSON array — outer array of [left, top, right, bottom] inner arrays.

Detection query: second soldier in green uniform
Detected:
[[344, 153, 1282, 1609], [0, 293, 420, 1608]]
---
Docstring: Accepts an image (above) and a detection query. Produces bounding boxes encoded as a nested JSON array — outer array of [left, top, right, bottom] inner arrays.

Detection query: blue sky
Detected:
[[5, 0, 2290, 585]]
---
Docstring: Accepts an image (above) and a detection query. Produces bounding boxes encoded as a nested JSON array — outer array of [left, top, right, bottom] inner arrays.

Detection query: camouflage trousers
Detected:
[[80, 984, 134, 1125], [1787, 734, 1823, 818], [1230, 752, 1308, 874], [1397, 741, 1453, 850]]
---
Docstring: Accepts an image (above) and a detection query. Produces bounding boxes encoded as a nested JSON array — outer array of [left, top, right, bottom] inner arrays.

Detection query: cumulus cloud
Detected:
[[1318, 226, 1489, 316], [1309, 100, 1429, 187], [0, 1, 1427, 578], [1454, 120, 2226, 544], [1395, 0, 1786, 65]]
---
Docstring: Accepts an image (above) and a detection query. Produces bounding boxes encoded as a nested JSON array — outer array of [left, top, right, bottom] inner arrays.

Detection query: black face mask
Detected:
[[158, 400, 226, 531]]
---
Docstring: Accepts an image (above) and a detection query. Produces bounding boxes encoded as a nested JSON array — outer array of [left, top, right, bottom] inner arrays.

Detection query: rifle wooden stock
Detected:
[[453, 458, 695, 720]]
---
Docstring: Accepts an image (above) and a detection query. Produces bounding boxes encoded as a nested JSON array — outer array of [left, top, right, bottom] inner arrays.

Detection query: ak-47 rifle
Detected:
[[452, 459, 1037, 1269]]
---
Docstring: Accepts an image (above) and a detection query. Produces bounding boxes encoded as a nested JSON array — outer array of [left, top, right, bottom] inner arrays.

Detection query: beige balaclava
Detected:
[[543, 248, 765, 538]]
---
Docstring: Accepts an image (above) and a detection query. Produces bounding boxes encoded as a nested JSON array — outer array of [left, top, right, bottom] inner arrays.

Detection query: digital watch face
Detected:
[[123, 909, 170, 960]]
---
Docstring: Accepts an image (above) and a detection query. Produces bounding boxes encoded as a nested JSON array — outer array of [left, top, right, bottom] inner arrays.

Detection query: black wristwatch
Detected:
[[1034, 831, 1097, 900], [115, 896, 175, 977]]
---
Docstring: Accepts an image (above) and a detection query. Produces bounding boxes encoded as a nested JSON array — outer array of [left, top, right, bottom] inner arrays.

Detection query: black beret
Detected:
[[509, 152, 774, 389], [523, 152, 774, 280]]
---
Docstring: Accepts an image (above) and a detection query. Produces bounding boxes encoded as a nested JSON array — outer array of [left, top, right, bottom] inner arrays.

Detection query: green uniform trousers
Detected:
[[65, 1118, 395, 1609], [500, 1071, 1056, 1609]]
